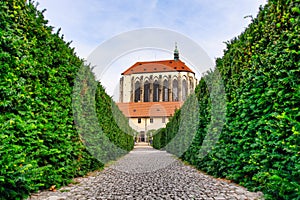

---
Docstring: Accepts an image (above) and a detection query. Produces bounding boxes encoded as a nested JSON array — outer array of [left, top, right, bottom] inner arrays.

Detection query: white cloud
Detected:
[[38, 0, 267, 59]]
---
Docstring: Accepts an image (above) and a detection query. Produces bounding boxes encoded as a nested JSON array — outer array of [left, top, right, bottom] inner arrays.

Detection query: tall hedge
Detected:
[[153, 0, 300, 199], [95, 84, 135, 153], [152, 128, 165, 149], [0, 1, 133, 199]]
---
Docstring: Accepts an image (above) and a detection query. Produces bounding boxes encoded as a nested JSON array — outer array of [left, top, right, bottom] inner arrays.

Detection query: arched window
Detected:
[[134, 81, 140, 102], [153, 80, 159, 102], [190, 78, 194, 93], [172, 79, 178, 101], [182, 79, 188, 101], [163, 80, 169, 102], [144, 81, 150, 102]]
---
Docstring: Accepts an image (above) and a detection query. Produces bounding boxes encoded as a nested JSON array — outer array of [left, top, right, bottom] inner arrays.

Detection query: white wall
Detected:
[[120, 71, 197, 103], [129, 117, 170, 133]]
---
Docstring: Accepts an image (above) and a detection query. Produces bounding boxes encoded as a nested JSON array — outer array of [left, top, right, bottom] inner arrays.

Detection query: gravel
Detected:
[[27, 146, 264, 200]]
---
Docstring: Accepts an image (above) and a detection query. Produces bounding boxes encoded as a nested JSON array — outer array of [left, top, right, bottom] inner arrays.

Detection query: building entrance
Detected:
[[140, 132, 145, 142]]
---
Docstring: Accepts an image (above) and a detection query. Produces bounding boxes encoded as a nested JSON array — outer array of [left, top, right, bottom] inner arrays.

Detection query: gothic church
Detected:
[[117, 45, 197, 142]]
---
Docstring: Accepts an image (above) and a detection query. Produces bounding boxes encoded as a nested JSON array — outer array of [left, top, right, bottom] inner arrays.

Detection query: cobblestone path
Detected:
[[28, 146, 263, 200]]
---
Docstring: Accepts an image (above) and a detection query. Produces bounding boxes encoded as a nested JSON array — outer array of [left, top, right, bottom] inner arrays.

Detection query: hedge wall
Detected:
[[153, 0, 300, 199], [0, 1, 134, 199], [152, 128, 166, 150]]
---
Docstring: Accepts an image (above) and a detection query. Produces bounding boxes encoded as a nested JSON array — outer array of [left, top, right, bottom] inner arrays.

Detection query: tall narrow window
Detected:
[[182, 79, 188, 101], [153, 80, 159, 102], [144, 81, 150, 102], [138, 118, 141, 123], [172, 79, 178, 101], [150, 118, 154, 123], [163, 80, 169, 102], [134, 81, 140, 102], [190, 79, 194, 94]]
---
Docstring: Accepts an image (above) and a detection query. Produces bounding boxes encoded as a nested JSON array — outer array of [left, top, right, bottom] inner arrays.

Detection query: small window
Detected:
[[150, 118, 154, 123], [162, 117, 166, 123], [138, 118, 141, 123]]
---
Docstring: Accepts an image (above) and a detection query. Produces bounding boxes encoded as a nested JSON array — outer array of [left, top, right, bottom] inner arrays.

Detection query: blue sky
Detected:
[[37, 0, 267, 98]]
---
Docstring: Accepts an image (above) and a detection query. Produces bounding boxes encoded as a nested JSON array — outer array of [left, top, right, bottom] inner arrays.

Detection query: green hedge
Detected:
[[153, 0, 300, 199], [72, 64, 135, 164], [153, 128, 167, 149], [0, 1, 133, 199], [95, 84, 135, 153]]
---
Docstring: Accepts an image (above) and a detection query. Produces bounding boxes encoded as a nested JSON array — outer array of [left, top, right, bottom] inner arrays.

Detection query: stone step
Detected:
[[134, 142, 150, 146]]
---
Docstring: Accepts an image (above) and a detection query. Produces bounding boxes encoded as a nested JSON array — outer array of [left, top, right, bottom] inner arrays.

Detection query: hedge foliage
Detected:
[[95, 83, 135, 153], [72, 63, 135, 164], [153, 0, 300, 199], [0, 1, 133, 199], [152, 128, 166, 150]]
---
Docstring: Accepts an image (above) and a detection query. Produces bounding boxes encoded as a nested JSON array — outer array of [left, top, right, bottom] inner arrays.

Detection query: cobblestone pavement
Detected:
[[28, 146, 264, 200]]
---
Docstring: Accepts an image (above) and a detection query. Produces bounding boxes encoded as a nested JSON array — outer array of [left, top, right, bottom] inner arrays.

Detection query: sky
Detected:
[[37, 0, 267, 99]]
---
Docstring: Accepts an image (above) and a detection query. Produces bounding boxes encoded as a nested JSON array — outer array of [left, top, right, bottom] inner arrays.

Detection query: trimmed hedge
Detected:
[[153, 0, 300, 199], [0, 1, 133, 199], [72, 63, 135, 164]]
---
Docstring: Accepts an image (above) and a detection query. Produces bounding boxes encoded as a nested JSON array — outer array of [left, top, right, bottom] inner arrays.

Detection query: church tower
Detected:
[[174, 42, 179, 61]]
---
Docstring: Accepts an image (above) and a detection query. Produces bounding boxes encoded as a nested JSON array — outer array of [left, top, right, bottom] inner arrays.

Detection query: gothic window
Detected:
[[172, 79, 178, 101], [153, 80, 159, 102], [163, 80, 169, 102], [134, 81, 140, 102], [189, 78, 194, 94], [144, 81, 150, 102], [182, 79, 188, 101]]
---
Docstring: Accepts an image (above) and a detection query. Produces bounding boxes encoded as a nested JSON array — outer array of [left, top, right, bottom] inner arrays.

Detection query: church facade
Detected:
[[117, 46, 197, 142]]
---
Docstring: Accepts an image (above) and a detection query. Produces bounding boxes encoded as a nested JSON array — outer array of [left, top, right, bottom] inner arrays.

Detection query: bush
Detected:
[[156, 0, 300, 199], [153, 128, 164, 149], [0, 1, 133, 199]]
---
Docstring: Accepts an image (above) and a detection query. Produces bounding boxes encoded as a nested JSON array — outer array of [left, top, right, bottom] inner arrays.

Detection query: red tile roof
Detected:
[[116, 102, 183, 118], [121, 59, 194, 75]]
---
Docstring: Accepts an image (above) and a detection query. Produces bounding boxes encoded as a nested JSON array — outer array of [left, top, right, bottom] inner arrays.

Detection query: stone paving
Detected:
[[27, 146, 264, 200]]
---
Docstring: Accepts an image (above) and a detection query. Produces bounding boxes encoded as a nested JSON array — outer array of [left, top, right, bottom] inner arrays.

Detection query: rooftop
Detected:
[[121, 59, 194, 75], [116, 102, 183, 118]]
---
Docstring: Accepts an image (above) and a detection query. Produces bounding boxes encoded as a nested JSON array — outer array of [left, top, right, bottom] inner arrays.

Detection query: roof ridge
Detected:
[[136, 59, 184, 63]]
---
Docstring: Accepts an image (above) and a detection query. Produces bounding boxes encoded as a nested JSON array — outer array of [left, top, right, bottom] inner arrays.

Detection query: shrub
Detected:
[[0, 1, 134, 199], [156, 0, 300, 199]]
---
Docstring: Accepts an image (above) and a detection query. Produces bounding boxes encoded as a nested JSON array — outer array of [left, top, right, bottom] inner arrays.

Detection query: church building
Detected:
[[117, 45, 197, 142]]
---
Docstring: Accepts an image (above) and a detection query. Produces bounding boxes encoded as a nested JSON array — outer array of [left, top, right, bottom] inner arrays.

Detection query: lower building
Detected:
[[117, 102, 183, 142], [117, 45, 196, 142]]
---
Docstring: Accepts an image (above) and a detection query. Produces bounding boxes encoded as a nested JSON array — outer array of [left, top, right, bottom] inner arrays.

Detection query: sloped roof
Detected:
[[116, 102, 183, 118], [121, 59, 194, 75]]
